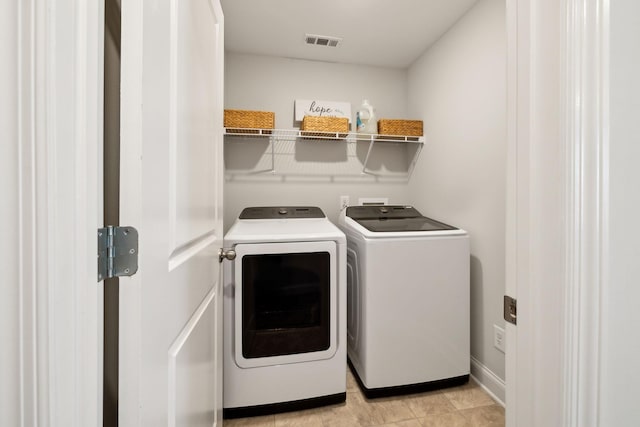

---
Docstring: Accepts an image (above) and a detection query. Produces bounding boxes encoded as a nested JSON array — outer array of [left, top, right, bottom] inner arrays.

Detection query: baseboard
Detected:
[[470, 356, 505, 407]]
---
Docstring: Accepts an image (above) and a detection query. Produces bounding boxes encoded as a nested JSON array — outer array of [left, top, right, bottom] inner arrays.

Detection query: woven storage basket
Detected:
[[378, 119, 423, 140], [224, 109, 275, 134], [301, 116, 349, 139]]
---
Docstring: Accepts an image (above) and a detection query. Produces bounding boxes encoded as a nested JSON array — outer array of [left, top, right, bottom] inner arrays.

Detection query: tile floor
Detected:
[[224, 369, 505, 427]]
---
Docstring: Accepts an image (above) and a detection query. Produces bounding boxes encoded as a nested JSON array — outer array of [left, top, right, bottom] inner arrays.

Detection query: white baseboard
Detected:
[[470, 356, 505, 407]]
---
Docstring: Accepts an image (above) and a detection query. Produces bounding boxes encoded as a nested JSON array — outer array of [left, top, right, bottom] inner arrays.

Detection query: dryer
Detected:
[[223, 206, 346, 418], [338, 205, 470, 398]]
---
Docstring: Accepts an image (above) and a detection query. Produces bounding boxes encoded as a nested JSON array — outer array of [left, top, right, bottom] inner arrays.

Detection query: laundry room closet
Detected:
[[222, 0, 507, 403]]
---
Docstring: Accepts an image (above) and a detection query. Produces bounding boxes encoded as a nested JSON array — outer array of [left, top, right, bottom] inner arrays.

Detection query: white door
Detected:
[[118, 1, 225, 425]]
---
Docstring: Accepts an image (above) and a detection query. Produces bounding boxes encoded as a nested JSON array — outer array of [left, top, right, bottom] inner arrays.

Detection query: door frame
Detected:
[[12, 0, 610, 424], [505, 0, 608, 425], [12, 0, 104, 425]]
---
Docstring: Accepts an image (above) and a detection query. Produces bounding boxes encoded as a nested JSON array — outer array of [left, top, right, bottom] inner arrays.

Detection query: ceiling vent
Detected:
[[305, 34, 342, 48]]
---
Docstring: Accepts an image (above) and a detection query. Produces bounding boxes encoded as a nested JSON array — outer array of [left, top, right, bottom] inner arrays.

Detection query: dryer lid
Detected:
[[345, 205, 458, 232]]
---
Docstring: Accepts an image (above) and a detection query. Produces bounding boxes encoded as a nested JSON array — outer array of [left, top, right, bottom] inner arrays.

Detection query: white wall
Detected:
[[407, 0, 507, 395], [224, 53, 412, 228], [601, 0, 640, 424]]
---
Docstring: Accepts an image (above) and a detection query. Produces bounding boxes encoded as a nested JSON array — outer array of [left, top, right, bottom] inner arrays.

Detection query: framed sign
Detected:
[[295, 99, 352, 123]]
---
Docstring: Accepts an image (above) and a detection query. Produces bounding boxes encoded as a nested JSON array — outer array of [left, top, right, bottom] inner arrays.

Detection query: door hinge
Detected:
[[98, 226, 139, 282], [504, 295, 517, 325]]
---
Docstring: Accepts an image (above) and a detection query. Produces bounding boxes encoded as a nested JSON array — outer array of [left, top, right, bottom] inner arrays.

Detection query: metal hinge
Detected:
[[98, 226, 139, 282], [504, 295, 517, 325]]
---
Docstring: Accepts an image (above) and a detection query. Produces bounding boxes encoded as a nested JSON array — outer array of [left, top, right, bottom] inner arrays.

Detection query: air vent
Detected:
[[305, 34, 342, 48]]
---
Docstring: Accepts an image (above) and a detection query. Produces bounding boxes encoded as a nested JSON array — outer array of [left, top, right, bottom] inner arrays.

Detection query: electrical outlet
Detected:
[[339, 195, 350, 211], [494, 324, 505, 353]]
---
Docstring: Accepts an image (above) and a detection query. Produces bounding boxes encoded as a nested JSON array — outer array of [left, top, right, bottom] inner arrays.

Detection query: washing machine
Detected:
[[338, 205, 470, 398], [222, 206, 346, 418]]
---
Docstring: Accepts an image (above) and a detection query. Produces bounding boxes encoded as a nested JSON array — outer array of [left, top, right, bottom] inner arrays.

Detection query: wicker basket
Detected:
[[377, 119, 423, 140], [301, 116, 349, 139], [224, 109, 275, 134]]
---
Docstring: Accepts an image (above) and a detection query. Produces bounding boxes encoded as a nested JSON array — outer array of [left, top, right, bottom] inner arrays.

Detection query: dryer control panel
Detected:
[[239, 206, 325, 219]]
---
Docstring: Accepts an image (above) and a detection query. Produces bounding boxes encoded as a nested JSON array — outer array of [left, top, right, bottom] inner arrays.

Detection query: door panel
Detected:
[[169, 287, 218, 426], [171, 0, 220, 260], [119, 0, 224, 425]]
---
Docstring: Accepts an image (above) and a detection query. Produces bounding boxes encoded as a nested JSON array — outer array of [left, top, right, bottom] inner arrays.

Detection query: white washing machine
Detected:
[[338, 205, 470, 398], [223, 206, 346, 418]]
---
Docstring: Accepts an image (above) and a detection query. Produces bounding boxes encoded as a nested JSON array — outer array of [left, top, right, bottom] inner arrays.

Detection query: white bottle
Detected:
[[356, 99, 377, 134]]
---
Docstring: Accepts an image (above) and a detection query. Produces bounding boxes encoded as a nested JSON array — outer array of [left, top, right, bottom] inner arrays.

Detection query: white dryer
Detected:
[[223, 206, 346, 418], [338, 205, 470, 398]]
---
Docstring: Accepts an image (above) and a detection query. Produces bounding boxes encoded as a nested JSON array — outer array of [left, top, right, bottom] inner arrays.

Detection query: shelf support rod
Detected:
[[405, 142, 423, 179], [361, 135, 376, 174], [269, 135, 275, 173]]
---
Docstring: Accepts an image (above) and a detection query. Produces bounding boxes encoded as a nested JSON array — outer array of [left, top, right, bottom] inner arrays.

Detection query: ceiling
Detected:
[[220, 0, 479, 69]]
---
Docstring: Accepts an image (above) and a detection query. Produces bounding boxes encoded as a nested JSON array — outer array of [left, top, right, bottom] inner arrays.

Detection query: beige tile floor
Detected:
[[224, 369, 504, 427]]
